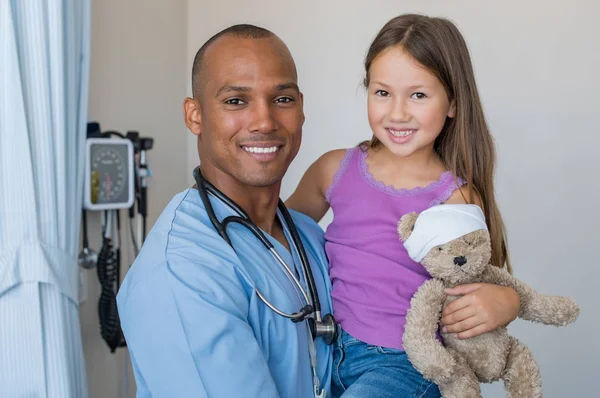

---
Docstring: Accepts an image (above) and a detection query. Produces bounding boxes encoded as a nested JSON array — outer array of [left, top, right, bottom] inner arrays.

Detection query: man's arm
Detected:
[[285, 149, 346, 223], [117, 259, 279, 398]]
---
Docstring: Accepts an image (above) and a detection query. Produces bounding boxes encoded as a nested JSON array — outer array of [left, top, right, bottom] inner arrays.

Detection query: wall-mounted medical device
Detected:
[[83, 138, 135, 211]]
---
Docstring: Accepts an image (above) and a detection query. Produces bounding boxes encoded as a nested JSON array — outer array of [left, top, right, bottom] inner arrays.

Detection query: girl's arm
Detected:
[[441, 283, 520, 339], [442, 185, 520, 338], [285, 149, 347, 223]]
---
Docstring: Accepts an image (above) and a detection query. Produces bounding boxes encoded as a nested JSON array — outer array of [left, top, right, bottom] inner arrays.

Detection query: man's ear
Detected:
[[398, 212, 419, 242], [184, 97, 202, 136], [300, 92, 305, 124]]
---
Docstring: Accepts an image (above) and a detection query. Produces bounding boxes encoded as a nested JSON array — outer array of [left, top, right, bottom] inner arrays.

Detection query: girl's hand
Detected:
[[440, 283, 520, 339]]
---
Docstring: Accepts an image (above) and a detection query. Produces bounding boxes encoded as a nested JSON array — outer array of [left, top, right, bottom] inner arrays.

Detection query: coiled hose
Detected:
[[97, 210, 126, 353]]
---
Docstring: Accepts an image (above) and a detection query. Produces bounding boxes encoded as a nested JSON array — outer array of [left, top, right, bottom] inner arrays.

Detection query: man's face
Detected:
[[187, 36, 304, 189]]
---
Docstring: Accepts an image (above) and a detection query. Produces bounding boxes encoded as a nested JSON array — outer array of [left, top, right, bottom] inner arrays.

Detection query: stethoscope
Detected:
[[193, 167, 337, 346]]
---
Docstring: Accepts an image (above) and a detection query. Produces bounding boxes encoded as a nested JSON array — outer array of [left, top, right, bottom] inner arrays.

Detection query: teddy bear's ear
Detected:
[[398, 212, 419, 242]]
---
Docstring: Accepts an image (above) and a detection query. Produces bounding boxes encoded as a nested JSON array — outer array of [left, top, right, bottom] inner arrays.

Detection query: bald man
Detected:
[[117, 25, 333, 398]]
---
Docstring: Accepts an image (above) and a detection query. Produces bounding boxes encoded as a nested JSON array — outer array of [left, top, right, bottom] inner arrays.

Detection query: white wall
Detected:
[[186, 1, 599, 397], [82, 1, 188, 397]]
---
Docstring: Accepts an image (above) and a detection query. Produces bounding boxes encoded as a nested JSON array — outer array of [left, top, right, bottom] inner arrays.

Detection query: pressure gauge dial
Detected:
[[84, 138, 134, 210]]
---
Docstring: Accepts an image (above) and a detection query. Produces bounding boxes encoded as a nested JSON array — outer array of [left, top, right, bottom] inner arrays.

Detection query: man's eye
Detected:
[[375, 90, 390, 97], [225, 98, 245, 105], [275, 97, 294, 103], [411, 92, 427, 99]]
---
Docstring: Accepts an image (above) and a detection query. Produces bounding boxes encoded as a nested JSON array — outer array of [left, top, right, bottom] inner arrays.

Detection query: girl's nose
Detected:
[[389, 98, 409, 122]]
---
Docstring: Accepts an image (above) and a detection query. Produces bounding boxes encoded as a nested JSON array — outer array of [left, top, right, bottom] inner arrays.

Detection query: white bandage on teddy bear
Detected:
[[403, 204, 487, 262]]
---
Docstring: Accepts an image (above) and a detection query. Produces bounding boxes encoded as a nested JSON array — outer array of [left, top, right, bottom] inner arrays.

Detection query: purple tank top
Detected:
[[324, 147, 465, 350]]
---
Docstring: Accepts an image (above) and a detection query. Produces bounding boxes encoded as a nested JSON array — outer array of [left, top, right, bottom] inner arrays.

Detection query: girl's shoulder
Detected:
[[312, 147, 356, 178], [444, 183, 483, 208]]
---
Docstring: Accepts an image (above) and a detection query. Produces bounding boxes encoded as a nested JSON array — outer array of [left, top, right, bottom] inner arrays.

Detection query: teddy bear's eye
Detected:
[[438, 247, 443, 251]]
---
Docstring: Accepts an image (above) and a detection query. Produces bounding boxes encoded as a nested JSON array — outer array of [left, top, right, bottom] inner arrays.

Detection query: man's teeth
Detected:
[[243, 146, 279, 154], [388, 129, 415, 137]]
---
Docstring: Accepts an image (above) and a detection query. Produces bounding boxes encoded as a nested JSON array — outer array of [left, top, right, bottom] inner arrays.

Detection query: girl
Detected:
[[287, 14, 520, 398]]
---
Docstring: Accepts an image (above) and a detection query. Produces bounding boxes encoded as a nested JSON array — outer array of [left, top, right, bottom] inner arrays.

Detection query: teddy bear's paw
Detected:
[[439, 378, 481, 398], [556, 297, 580, 325], [544, 296, 580, 326], [523, 295, 580, 327], [436, 349, 483, 398], [503, 337, 543, 398]]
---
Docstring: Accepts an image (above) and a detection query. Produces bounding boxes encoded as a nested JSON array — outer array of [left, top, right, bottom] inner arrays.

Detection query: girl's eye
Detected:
[[375, 90, 390, 97], [225, 98, 245, 105], [275, 97, 294, 103], [411, 92, 427, 99]]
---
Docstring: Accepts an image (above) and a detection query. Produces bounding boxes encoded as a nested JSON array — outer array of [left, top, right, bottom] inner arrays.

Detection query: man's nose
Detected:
[[453, 256, 467, 266], [249, 101, 278, 133]]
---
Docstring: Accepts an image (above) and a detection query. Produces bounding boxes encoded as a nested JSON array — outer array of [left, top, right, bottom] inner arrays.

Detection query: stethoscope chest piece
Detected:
[[78, 247, 98, 269], [308, 313, 338, 345]]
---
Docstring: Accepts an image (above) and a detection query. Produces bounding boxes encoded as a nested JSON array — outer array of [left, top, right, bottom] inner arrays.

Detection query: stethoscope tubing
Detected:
[[193, 167, 334, 397], [193, 167, 320, 322]]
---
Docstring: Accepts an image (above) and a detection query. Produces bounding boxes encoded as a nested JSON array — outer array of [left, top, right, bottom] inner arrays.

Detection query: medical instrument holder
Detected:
[[82, 123, 155, 353]]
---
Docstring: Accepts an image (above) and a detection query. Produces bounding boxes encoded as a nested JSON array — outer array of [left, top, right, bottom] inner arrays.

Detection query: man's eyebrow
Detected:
[[215, 82, 299, 98], [275, 82, 299, 92], [215, 85, 251, 98]]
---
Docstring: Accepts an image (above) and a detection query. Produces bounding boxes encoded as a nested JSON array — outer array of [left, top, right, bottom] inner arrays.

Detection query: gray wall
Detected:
[[186, 1, 598, 397], [82, 1, 598, 397]]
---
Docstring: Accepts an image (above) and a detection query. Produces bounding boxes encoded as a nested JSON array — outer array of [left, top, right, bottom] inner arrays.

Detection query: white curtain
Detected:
[[0, 1, 90, 397]]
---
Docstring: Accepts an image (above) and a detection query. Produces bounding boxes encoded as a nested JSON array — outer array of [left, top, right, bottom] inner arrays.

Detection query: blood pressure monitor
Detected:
[[84, 138, 135, 210]]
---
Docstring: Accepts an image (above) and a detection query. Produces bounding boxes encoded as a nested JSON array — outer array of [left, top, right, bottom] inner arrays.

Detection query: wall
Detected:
[[82, 1, 188, 397], [186, 1, 599, 397]]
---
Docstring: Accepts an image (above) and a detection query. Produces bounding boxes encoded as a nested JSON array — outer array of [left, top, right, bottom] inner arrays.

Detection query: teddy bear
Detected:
[[397, 204, 580, 398]]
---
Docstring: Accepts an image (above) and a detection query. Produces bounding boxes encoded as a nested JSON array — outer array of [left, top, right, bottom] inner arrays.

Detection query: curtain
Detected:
[[0, 0, 91, 396]]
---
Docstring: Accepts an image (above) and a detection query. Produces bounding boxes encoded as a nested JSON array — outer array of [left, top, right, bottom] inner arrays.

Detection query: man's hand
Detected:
[[440, 283, 520, 339]]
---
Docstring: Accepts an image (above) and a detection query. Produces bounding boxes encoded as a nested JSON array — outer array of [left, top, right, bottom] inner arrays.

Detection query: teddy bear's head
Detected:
[[398, 205, 492, 285]]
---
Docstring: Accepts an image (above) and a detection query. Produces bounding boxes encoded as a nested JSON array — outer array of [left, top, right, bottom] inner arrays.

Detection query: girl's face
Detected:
[[367, 46, 455, 159]]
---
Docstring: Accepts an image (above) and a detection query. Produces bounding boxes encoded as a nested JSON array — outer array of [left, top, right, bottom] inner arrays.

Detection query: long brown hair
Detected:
[[362, 14, 511, 272]]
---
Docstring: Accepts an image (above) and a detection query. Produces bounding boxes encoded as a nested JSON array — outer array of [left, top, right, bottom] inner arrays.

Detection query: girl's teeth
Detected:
[[389, 129, 415, 137], [243, 146, 279, 153]]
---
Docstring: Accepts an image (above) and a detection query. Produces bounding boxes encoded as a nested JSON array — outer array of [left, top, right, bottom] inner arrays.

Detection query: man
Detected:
[[117, 25, 333, 397]]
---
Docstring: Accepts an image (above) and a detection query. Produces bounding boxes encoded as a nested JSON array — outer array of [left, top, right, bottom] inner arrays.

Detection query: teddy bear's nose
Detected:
[[454, 256, 467, 266]]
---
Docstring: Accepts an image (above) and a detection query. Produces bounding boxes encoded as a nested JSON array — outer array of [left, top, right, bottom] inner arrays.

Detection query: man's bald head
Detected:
[[192, 24, 296, 99]]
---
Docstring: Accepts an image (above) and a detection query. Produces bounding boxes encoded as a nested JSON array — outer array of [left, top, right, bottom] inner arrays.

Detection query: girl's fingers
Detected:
[[441, 306, 477, 328], [442, 315, 482, 334], [455, 323, 491, 339]]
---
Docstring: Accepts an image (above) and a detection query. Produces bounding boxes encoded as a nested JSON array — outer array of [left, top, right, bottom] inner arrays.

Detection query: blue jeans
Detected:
[[331, 328, 441, 398]]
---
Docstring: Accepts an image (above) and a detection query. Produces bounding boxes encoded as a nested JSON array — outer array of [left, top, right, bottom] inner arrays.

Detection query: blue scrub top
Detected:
[[117, 188, 334, 398]]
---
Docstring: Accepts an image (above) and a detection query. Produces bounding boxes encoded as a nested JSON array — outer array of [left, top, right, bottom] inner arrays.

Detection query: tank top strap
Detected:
[[325, 146, 362, 204], [428, 172, 468, 207]]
